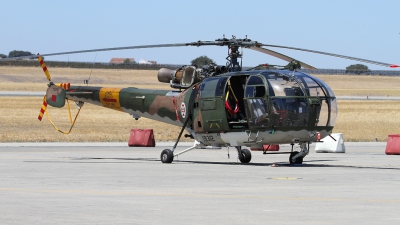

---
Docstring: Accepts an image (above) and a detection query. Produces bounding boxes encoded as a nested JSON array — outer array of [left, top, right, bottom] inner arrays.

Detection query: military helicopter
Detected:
[[6, 36, 399, 164]]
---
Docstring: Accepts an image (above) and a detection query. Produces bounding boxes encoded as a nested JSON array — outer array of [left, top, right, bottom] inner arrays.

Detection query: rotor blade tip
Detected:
[[390, 64, 399, 68]]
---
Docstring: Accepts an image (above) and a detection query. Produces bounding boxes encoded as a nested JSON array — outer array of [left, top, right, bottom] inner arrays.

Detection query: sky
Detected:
[[1, 0, 399, 70]]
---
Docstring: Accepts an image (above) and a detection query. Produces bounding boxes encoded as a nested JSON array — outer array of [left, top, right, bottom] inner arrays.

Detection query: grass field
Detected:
[[0, 67, 167, 91], [0, 96, 183, 142], [1, 66, 399, 142]]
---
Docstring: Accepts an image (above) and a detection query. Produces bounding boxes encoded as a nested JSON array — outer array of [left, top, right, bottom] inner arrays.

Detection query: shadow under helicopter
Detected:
[[65, 157, 400, 171]]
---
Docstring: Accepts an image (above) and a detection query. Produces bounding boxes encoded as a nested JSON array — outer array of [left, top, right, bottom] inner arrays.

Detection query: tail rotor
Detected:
[[36, 54, 67, 121], [37, 54, 51, 121]]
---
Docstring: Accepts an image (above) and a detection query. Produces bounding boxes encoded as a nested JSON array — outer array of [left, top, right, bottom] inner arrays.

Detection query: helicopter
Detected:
[[5, 36, 399, 164]]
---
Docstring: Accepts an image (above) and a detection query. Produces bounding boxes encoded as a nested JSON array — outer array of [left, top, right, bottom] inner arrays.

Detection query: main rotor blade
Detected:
[[3, 43, 190, 60], [249, 46, 316, 70], [259, 44, 399, 68]]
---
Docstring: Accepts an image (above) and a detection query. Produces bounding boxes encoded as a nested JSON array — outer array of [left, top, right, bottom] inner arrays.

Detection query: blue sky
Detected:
[[1, 0, 399, 70]]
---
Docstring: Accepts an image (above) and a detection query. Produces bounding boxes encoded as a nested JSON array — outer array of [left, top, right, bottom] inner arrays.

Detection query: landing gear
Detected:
[[160, 84, 198, 164], [160, 149, 174, 163], [289, 142, 309, 165], [289, 151, 303, 164], [237, 146, 252, 163], [160, 141, 203, 163]]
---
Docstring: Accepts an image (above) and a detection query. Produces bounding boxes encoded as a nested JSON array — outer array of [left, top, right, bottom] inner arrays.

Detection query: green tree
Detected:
[[191, 56, 215, 68], [8, 50, 33, 58], [0, 54, 7, 58], [346, 64, 370, 74], [123, 58, 131, 64]]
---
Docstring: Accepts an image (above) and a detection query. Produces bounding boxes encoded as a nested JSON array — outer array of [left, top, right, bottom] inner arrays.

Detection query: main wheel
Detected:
[[289, 151, 303, 164], [239, 148, 252, 163], [160, 149, 174, 163]]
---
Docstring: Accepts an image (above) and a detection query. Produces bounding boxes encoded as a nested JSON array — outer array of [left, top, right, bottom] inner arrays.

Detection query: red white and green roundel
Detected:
[[180, 103, 186, 118]]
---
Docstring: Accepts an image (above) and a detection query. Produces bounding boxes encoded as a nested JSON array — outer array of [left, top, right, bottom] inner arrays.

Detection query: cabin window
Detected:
[[299, 76, 325, 97], [262, 72, 310, 127], [247, 76, 264, 85], [317, 100, 329, 126], [199, 77, 228, 98], [244, 75, 269, 127], [309, 76, 335, 97], [330, 98, 338, 126], [264, 75, 304, 97]]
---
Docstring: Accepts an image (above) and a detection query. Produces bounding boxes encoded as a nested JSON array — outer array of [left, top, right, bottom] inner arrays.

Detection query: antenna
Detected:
[[85, 54, 97, 85]]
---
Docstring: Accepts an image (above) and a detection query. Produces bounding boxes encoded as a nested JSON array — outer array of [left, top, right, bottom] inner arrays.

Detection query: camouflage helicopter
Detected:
[[7, 36, 399, 164]]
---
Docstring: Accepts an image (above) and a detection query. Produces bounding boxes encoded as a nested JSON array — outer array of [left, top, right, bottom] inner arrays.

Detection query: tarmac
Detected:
[[0, 142, 399, 225]]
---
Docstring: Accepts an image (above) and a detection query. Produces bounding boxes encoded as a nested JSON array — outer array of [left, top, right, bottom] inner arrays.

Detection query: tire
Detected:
[[289, 151, 303, 164], [239, 148, 252, 163], [160, 149, 174, 163]]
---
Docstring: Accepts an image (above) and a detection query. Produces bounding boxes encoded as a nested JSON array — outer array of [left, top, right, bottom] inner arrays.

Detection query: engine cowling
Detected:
[[158, 66, 199, 89]]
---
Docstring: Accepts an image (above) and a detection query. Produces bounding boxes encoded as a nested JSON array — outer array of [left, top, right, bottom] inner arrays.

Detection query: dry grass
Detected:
[[0, 66, 166, 91], [0, 96, 183, 142], [1, 67, 400, 95], [314, 74, 400, 96], [333, 100, 400, 141], [330, 89, 400, 96], [1, 66, 400, 142]]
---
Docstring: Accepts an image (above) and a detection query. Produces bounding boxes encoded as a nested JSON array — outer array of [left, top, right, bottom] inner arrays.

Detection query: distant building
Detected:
[[138, 59, 157, 65], [109, 58, 135, 64]]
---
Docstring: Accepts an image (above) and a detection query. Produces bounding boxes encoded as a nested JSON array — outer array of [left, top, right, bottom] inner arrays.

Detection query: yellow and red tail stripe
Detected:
[[38, 99, 48, 121], [37, 54, 51, 81], [56, 83, 70, 90]]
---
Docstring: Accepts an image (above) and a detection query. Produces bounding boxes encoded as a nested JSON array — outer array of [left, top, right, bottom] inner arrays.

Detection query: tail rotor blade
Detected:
[[37, 54, 51, 82], [38, 99, 48, 121]]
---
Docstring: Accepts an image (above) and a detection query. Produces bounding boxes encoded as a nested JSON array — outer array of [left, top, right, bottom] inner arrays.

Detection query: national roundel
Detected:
[[180, 102, 186, 119]]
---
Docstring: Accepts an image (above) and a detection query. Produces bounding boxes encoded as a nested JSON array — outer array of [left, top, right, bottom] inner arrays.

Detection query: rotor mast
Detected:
[[187, 35, 255, 72]]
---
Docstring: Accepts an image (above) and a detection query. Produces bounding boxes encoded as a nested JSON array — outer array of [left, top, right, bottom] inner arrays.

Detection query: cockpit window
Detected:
[[261, 72, 304, 97], [308, 76, 335, 97], [247, 76, 263, 85], [300, 76, 325, 97], [261, 71, 336, 98]]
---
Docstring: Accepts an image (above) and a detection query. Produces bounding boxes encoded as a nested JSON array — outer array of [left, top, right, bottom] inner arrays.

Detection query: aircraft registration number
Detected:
[[201, 133, 220, 143]]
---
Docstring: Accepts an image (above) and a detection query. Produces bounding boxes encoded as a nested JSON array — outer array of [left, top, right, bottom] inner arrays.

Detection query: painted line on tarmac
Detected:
[[337, 96, 400, 100], [0, 91, 45, 96]]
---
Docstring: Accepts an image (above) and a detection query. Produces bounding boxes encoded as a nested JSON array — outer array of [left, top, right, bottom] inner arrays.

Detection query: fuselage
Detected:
[[65, 69, 337, 148]]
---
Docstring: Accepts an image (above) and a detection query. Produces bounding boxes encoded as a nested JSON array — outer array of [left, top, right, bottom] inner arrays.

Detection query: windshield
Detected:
[[261, 71, 336, 98], [260, 71, 337, 127], [261, 71, 304, 97]]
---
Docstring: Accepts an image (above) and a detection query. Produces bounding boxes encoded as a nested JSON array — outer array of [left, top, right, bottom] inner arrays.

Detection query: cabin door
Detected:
[[194, 77, 229, 133], [243, 75, 270, 128]]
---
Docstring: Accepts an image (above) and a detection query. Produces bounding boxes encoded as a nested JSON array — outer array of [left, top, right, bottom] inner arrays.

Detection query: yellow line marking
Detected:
[[272, 177, 299, 180]]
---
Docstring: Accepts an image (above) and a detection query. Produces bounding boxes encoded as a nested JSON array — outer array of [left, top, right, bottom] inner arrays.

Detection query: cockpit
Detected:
[[258, 71, 338, 128], [195, 70, 338, 133]]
